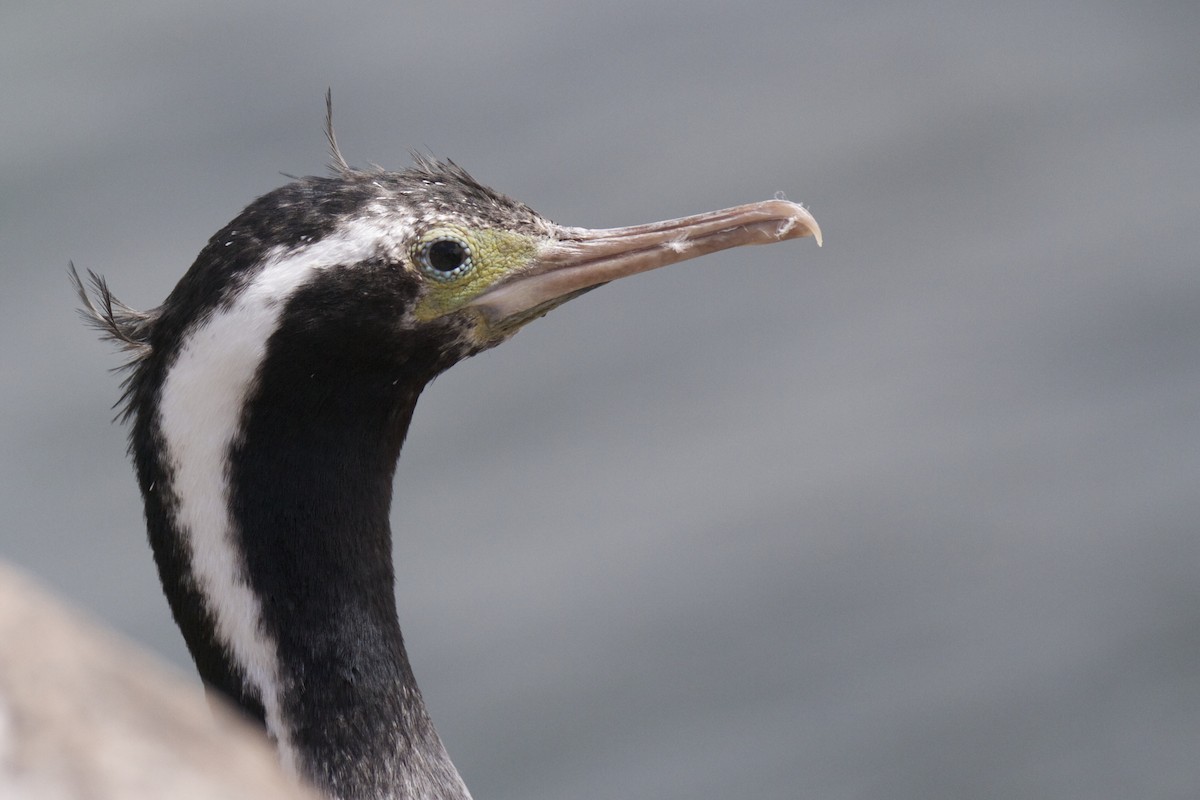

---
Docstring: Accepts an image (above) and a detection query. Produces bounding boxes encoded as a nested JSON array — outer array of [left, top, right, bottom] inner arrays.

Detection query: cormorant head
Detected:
[[77, 152, 820, 418]]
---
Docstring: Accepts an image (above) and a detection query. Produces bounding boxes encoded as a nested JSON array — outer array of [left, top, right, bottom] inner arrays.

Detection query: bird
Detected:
[[72, 100, 821, 800]]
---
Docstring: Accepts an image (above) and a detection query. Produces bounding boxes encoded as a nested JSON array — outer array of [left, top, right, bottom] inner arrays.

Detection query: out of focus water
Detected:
[[2, 2, 1198, 798]]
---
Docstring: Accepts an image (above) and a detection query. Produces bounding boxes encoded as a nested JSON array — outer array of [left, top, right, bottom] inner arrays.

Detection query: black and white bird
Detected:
[[74, 107, 821, 800]]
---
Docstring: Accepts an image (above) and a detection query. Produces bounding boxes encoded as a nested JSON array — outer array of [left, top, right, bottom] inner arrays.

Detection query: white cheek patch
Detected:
[[155, 215, 402, 775]]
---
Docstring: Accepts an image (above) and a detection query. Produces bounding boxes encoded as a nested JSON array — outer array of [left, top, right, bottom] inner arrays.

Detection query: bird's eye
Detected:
[[417, 236, 473, 281]]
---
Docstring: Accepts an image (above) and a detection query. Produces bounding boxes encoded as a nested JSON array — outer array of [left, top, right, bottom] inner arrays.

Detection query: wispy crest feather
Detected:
[[69, 263, 157, 420], [69, 263, 155, 356], [324, 88, 352, 175]]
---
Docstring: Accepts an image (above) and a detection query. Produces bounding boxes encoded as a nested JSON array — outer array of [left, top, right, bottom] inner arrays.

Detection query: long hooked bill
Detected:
[[468, 199, 821, 326]]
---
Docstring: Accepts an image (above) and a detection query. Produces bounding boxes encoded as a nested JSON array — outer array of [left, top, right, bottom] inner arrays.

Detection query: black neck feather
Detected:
[[132, 262, 472, 799], [233, 272, 444, 796]]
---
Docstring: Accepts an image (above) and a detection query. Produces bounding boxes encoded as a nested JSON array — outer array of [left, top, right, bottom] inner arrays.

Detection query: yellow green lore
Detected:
[[411, 227, 539, 321]]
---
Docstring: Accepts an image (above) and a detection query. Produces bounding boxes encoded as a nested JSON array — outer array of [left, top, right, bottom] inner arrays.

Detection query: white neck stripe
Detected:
[[156, 217, 398, 776]]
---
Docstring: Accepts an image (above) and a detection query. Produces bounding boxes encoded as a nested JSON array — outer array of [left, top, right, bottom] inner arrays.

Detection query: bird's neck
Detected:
[[133, 279, 471, 799], [246, 391, 469, 799]]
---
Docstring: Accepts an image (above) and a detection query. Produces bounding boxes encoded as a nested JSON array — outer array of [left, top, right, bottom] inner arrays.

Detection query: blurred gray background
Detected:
[[3, 1, 1198, 798]]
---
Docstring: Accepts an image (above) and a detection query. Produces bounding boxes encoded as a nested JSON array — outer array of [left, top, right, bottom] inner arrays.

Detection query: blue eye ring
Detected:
[[416, 235, 474, 281]]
